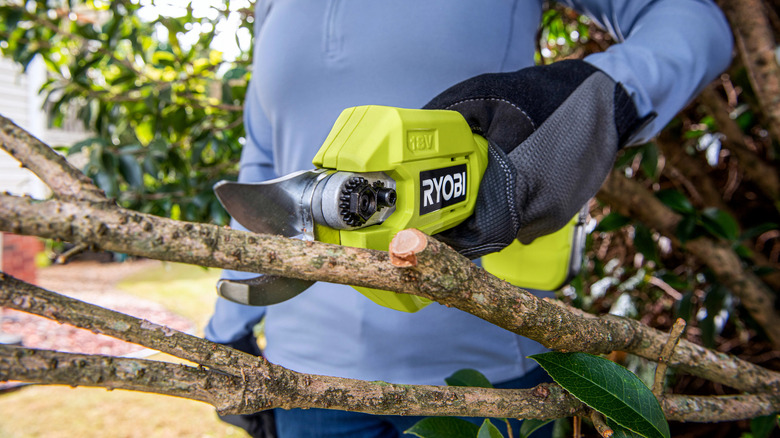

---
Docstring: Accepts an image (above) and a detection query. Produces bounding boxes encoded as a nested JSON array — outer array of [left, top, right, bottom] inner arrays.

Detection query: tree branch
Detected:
[[0, 345, 239, 408], [0, 345, 583, 419], [0, 115, 106, 203], [720, 0, 780, 143], [662, 394, 780, 422], [652, 318, 686, 398]]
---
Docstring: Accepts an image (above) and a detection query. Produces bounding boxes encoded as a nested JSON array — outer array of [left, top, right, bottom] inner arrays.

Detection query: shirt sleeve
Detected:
[[557, 0, 734, 143]]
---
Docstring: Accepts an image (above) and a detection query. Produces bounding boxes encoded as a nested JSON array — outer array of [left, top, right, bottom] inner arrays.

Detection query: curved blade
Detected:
[[217, 275, 315, 306], [214, 170, 324, 238]]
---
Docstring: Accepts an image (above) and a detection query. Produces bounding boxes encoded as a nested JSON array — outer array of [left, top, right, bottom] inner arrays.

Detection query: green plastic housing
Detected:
[[313, 106, 488, 311], [481, 214, 580, 291]]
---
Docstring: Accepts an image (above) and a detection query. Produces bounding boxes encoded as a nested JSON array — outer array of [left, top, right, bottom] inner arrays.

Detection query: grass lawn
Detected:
[[0, 261, 251, 438]]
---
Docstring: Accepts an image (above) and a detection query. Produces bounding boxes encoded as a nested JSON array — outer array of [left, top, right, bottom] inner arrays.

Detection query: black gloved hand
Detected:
[[217, 333, 277, 438], [425, 59, 651, 258]]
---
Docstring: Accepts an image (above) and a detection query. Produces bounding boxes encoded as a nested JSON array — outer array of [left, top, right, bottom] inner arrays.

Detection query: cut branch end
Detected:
[[389, 228, 428, 267]]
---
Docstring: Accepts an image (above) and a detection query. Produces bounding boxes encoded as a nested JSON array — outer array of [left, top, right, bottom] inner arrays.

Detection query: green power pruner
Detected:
[[214, 105, 586, 312]]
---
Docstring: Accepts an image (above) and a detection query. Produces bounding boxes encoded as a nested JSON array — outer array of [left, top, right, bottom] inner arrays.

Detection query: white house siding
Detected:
[[0, 56, 88, 199]]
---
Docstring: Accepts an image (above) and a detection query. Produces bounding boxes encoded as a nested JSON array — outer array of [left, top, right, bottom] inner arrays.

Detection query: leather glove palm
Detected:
[[425, 60, 650, 258]]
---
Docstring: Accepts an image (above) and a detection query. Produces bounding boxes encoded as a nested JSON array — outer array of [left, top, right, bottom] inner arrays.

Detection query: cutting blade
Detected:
[[217, 275, 315, 306], [214, 169, 327, 239]]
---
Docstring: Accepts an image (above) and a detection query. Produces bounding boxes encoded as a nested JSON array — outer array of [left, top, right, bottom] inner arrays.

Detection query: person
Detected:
[[206, 1, 733, 437]]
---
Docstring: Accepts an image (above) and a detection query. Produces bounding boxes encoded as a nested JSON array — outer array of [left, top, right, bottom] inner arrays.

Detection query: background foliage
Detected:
[[0, 0, 252, 223], [1, 1, 779, 437]]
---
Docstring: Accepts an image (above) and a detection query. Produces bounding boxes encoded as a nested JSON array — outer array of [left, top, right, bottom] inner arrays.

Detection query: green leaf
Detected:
[[118, 154, 144, 188], [518, 419, 552, 438], [595, 213, 631, 232], [94, 170, 118, 199], [634, 224, 659, 264], [445, 369, 494, 388], [530, 352, 670, 438], [675, 214, 698, 244], [135, 120, 155, 145], [700, 208, 739, 241], [740, 223, 780, 241], [477, 419, 504, 438], [683, 129, 706, 139], [750, 414, 778, 438], [675, 291, 694, 323], [640, 144, 659, 179], [655, 190, 694, 214], [614, 147, 642, 169], [702, 284, 729, 348], [405, 417, 480, 438]]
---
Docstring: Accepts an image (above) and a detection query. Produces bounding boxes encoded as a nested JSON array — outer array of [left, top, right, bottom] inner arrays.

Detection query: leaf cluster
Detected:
[[0, 0, 254, 223]]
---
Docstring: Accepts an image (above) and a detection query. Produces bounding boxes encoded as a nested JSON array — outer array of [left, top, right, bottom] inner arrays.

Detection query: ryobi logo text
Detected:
[[420, 164, 467, 215]]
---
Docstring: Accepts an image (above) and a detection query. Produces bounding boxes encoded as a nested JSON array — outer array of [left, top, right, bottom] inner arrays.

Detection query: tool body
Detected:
[[215, 105, 584, 312]]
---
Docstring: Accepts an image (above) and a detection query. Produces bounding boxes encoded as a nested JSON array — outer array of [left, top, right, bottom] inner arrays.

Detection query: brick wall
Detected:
[[1, 233, 43, 284]]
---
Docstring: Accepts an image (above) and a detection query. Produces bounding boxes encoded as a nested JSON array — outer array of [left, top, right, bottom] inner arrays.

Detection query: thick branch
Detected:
[[0, 115, 106, 203], [2, 194, 779, 393], [598, 171, 780, 348], [662, 394, 780, 422], [0, 344, 582, 419], [0, 345, 238, 408], [721, 0, 780, 143]]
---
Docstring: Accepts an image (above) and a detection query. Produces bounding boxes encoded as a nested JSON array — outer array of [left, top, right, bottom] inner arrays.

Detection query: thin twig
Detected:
[[55, 242, 89, 264], [573, 415, 581, 438], [652, 318, 687, 398], [589, 409, 614, 438]]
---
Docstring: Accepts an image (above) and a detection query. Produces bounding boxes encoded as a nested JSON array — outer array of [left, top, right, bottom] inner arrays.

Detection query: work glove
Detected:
[[217, 333, 277, 438], [425, 59, 651, 258]]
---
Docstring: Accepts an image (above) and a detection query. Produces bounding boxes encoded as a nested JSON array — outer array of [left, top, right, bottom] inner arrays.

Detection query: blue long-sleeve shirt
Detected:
[[205, 0, 733, 385]]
